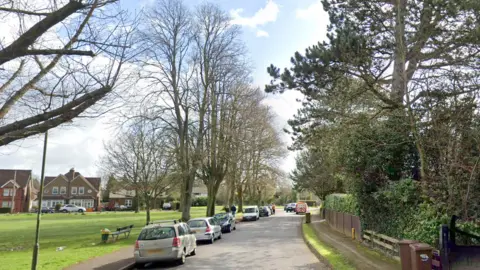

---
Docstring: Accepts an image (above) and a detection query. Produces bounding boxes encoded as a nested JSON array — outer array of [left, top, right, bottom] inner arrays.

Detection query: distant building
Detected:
[[0, 169, 37, 212], [192, 181, 208, 197], [41, 168, 101, 209]]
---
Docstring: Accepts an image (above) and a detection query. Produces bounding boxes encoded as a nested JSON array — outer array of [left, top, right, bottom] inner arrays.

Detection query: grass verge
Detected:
[[0, 207, 222, 270], [302, 223, 356, 270]]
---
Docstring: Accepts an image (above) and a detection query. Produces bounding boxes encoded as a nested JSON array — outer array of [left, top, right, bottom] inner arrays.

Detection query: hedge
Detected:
[[324, 193, 358, 215], [0, 207, 10, 213], [191, 196, 208, 207]]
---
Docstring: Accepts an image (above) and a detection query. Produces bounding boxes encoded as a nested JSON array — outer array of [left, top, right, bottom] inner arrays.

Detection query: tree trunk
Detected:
[[145, 194, 151, 226], [134, 189, 140, 213], [180, 172, 195, 221], [237, 186, 244, 212]]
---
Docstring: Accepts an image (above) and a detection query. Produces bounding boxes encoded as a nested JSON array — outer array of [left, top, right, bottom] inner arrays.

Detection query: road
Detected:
[[135, 210, 327, 270]]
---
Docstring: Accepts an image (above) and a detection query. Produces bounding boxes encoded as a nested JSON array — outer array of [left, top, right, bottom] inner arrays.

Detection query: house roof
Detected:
[[44, 169, 101, 191], [0, 170, 32, 188], [109, 189, 136, 198]]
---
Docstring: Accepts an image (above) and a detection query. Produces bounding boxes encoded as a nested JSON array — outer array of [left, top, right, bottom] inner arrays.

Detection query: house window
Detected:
[[2, 201, 12, 207], [79, 187, 84, 194], [125, 199, 132, 207], [71, 187, 77, 194], [60, 187, 66, 194], [52, 187, 59, 195], [85, 200, 93, 208]]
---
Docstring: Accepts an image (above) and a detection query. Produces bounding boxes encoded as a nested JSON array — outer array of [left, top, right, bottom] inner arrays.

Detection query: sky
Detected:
[[0, 0, 329, 179]]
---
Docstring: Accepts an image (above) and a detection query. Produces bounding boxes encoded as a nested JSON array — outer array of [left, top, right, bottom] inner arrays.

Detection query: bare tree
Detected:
[[0, 0, 134, 146], [102, 118, 178, 224]]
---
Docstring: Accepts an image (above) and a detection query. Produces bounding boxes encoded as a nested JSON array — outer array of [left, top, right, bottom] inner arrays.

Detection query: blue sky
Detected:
[[0, 0, 330, 178]]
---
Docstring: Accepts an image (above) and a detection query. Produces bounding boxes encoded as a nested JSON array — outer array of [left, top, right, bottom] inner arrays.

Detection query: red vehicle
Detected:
[[295, 201, 309, 214]]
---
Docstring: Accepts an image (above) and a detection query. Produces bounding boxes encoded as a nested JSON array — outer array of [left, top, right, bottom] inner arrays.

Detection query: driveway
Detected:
[[135, 210, 327, 270]]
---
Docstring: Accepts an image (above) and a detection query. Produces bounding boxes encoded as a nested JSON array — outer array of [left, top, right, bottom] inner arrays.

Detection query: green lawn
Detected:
[[302, 223, 356, 270], [0, 207, 220, 270]]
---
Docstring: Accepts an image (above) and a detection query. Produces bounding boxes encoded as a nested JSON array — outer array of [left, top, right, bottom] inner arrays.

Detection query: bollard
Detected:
[[306, 212, 311, 224], [410, 243, 433, 270], [399, 240, 419, 270]]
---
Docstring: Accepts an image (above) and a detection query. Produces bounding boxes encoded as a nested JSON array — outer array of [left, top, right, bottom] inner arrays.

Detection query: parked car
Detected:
[[295, 201, 309, 214], [285, 203, 297, 213], [242, 206, 260, 221], [40, 207, 55, 213], [134, 220, 196, 266], [59, 204, 86, 213], [213, 213, 236, 233], [163, 202, 172, 210], [259, 206, 271, 217], [187, 217, 222, 244]]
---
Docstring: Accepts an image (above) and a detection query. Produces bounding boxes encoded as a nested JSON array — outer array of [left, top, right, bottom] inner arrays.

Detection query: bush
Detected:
[[171, 201, 180, 210], [192, 196, 208, 207], [324, 194, 358, 215], [0, 207, 10, 213], [357, 179, 421, 239], [55, 204, 62, 212]]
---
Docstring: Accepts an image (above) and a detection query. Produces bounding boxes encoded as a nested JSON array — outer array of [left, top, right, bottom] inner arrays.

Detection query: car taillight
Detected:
[[172, 237, 180, 247], [205, 225, 211, 233], [135, 240, 139, 249]]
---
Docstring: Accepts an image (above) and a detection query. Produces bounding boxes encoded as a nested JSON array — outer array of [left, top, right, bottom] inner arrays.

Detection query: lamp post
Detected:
[[31, 130, 48, 270]]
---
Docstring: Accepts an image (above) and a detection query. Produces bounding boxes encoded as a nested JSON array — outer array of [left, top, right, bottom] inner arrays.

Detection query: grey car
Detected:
[[187, 217, 222, 244], [134, 220, 197, 266]]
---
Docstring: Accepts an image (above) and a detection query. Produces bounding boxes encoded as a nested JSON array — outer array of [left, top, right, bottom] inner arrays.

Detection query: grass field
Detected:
[[0, 207, 222, 270]]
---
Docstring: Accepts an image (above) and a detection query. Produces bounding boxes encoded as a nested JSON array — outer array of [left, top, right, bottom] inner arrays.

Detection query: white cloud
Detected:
[[256, 30, 269, 37], [230, 0, 279, 28], [296, 1, 325, 21]]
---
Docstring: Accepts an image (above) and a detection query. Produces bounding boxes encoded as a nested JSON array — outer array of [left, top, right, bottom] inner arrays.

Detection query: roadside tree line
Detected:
[[0, 0, 287, 224], [101, 0, 286, 223], [267, 0, 480, 244]]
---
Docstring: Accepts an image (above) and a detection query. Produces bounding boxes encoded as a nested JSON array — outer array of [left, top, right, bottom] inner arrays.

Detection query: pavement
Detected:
[[309, 214, 400, 270]]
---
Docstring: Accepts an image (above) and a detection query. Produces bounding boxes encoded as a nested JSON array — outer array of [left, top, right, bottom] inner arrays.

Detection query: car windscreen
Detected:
[[244, 208, 255, 213], [187, 220, 207, 228], [138, 227, 175, 240]]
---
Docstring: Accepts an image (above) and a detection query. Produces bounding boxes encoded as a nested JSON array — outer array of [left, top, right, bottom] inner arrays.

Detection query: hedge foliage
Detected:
[[324, 193, 358, 215], [191, 197, 207, 207], [0, 207, 10, 213]]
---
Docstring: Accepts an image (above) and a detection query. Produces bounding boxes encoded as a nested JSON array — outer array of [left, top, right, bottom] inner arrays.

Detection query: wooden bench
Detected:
[[109, 225, 134, 242]]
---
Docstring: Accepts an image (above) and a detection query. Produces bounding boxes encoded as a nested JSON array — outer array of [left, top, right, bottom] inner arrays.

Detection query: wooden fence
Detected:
[[323, 209, 362, 241]]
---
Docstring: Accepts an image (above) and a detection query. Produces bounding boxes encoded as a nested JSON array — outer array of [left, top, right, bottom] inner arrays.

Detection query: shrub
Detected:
[[171, 201, 180, 210], [0, 207, 10, 213], [192, 196, 208, 207], [324, 194, 358, 215], [55, 204, 62, 212]]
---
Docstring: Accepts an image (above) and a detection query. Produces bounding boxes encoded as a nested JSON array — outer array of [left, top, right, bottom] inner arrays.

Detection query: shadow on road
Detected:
[[93, 257, 134, 270]]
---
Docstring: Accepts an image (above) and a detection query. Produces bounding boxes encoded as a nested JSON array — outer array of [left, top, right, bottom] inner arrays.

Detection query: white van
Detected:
[[242, 206, 259, 221]]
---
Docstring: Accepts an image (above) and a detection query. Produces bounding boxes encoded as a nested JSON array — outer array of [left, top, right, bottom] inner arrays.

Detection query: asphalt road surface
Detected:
[[134, 210, 327, 270]]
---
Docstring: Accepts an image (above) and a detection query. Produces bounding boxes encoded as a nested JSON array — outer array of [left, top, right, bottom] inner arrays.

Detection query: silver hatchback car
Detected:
[[134, 220, 197, 266], [187, 217, 222, 244]]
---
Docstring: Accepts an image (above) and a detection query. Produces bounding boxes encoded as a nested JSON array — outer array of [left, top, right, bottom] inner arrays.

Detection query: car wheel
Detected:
[[178, 250, 186, 265], [78, 209, 83, 213], [218, 232, 222, 240], [190, 248, 196, 256], [62, 209, 68, 213], [233, 225, 236, 230]]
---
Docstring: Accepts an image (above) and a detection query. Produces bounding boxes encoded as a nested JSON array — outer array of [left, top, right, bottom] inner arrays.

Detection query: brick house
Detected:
[[0, 169, 37, 212], [42, 168, 101, 209], [108, 188, 135, 209]]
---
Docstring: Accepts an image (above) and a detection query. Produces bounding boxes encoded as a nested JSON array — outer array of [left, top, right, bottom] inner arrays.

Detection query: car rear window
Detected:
[[188, 220, 207, 228], [138, 227, 175, 240], [244, 207, 255, 213]]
